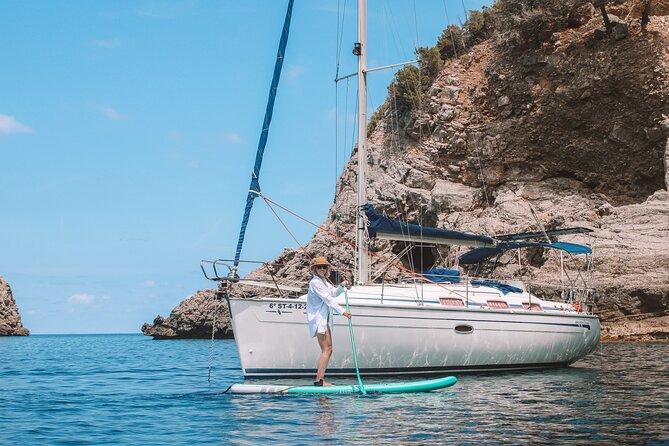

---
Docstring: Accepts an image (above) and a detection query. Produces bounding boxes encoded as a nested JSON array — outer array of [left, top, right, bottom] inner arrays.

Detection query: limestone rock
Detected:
[[568, 2, 595, 28], [0, 277, 29, 336], [141, 289, 232, 339]]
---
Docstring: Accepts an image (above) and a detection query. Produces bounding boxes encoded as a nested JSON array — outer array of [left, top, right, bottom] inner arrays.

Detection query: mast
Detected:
[[355, 0, 368, 285]]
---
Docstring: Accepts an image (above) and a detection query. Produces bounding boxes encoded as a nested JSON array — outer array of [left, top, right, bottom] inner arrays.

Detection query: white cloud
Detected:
[[68, 293, 96, 304], [144, 280, 157, 288], [98, 106, 127, 121], [325, 107, 337, 120], [0, 114, 33, 134], [286, 64, 304, 80], [223, 132, 243, 144], [89, 37, 122, 48]]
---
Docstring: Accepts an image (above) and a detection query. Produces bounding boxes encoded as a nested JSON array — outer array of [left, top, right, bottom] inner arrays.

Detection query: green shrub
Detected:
[[379, 0, 592, 121], [436, 25, 465, 59], [388, 65, 422, 111]]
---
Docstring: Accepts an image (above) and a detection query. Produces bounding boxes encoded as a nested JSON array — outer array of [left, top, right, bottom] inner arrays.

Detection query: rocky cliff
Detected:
[[0, 277, 29, 336], [141, 289, 232, 339], [143, 5, 669, 341]]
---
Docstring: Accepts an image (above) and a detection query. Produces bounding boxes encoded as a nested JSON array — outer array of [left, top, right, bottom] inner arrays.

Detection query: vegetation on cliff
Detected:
[[375, 0, 665, 133]]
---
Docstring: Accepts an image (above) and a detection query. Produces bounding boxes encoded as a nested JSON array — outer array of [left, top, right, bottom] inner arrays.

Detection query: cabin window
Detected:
[[487, 300, 509, 309], [522, 303, 542, 311], [440, 297, 465, 307]]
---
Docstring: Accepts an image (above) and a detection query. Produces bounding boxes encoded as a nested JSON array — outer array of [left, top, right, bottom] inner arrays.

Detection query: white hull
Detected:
[[227, 284, 601, 377]]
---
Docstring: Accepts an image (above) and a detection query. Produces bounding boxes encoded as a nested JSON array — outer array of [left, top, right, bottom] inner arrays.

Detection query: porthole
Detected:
[[454, 324, 474, 334]]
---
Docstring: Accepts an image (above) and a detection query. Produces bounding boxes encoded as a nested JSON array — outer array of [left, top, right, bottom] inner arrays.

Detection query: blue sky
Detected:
[[0, 0, 490, 334]]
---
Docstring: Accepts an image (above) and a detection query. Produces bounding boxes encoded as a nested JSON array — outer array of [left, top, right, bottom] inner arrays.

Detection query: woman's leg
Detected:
[[315, 327, 333, 384]]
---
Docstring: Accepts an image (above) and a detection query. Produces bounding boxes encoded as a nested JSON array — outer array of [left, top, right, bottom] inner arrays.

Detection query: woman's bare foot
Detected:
[[322, 381, 334, 386]]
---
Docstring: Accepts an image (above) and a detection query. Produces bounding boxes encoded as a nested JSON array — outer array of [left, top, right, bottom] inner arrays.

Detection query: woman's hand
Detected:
[[340, 279, 349, 288], [343, 310, 352, 319]]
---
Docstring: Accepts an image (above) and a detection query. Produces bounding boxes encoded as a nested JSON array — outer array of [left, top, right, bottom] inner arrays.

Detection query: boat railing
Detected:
[[200, 258, 304, 298], [393, 271, 597, 313]]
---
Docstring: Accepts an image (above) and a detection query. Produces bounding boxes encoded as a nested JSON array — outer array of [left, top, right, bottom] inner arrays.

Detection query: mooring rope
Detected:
[[207, 295, 222, 383]]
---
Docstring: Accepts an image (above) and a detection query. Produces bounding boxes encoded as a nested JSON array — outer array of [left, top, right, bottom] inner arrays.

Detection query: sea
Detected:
[[1, 335, 667, 445]]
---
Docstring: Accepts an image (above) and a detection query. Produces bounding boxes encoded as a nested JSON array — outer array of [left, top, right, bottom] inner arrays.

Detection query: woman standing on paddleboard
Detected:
[[307, 257, 352, 386]]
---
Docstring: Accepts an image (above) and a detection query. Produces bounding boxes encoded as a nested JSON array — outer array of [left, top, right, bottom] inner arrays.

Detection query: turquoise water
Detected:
[[1, 335, 667, 445]]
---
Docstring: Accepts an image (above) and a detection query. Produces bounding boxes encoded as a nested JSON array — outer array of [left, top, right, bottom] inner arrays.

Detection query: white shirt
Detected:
[[306, 275, 346, 337]]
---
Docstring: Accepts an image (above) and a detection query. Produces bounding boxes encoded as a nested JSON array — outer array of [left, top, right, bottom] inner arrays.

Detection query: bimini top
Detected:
[[458, 241, 592, 265], [365, 205, 494, 248]]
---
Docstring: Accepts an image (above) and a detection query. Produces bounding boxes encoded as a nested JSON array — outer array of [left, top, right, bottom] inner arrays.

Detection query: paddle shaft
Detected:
[[343, 289, 366, 394]]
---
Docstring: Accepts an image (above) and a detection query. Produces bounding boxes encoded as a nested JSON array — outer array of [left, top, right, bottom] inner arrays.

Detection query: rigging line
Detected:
[[351, 90, 359, 281], [390, 73, 402, 150], [383, 86, 420, 265], [263, 194, 312, 262], [335, 0, 348, 78], [528, 205, 552, 244], [260, 194, 473, 302], [457, 1, 467, 50], [382, 2, 405, 64], [263, 195, 407, 275], [335, 0, 348, 185], [265, 197, 476, 301], [474, 136, 499, 238], [335, 77, 339, 186], [442, 0, 458, 58], [527, 204, 573, 281], [412, 0, 420, 49], [263, 198, 347, 291], [352, 86, 359, 156]]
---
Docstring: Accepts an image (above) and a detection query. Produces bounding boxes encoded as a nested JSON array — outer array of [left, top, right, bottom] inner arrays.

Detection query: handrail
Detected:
[[200, 258, 291, 298]]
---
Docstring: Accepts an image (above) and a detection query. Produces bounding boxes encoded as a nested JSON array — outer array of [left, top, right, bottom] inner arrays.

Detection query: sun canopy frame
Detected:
[[458, 241, 592, 265]]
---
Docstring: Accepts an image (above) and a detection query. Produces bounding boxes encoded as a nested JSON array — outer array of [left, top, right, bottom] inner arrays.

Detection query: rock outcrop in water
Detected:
[[0, 277, 29, 336], [141, 289, 232, 339], [143, 4, 669, 341]]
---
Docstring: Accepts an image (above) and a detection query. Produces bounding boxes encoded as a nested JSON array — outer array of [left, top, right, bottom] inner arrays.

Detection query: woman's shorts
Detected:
[[315, 321, 328, 335]]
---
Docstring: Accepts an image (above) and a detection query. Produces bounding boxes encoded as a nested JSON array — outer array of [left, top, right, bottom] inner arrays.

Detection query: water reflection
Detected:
[[222, 343, 668, 444], [316, 395, 337, 437]]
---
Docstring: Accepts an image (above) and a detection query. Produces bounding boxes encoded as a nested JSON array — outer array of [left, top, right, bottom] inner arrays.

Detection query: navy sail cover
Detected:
[[365, 205, 494, 247], [233, 0, 294, 267]]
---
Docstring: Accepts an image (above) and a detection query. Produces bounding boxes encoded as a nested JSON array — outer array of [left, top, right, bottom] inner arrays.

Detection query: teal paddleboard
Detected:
[[227, 375, 457, 394]]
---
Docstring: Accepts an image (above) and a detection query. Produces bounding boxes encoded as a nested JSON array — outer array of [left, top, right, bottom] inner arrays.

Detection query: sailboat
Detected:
[[204, 0, 601, 378]]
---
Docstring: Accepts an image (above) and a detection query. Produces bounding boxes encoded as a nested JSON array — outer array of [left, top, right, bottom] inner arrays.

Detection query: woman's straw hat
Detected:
[[310, 256, 331, 270]]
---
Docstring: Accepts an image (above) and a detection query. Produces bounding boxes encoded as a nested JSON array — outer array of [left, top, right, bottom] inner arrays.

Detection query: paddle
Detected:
[[343, 289, 366, 395]]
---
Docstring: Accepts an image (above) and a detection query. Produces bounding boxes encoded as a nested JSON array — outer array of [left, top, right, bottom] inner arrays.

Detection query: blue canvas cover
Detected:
[[471, 280, 524, 295], [423, 269, 461, 283], [365, 205, 494, 247]]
